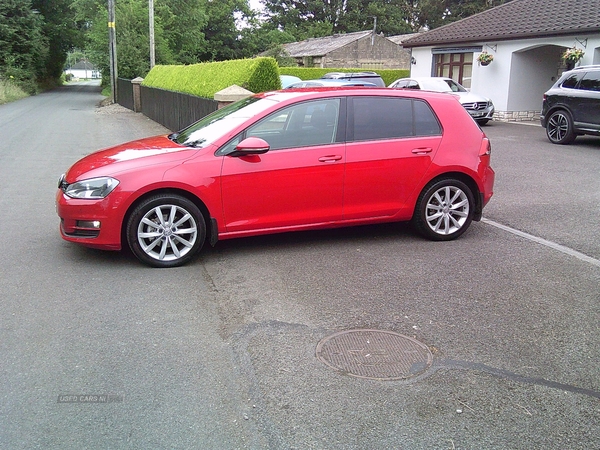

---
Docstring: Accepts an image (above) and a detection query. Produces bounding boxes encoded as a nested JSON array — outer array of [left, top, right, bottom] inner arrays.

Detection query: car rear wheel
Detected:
[[546, 110, 575, 144], [412, 178, 474, 241], [126, 194, 206, 268]]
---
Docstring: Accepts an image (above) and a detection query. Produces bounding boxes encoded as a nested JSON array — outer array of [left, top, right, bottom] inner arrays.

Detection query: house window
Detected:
[[434, 52, 474, 89]]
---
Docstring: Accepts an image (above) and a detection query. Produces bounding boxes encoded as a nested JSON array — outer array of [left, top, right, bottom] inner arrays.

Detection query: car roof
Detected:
[[279, 75, 302, 88], [285, 79, 379, 89], [390, 76, 473, 93], [392, 76, 456, 85], [568, 65, 600, 71], [261, 87, 459, 103], [322, 71, 381, 77]]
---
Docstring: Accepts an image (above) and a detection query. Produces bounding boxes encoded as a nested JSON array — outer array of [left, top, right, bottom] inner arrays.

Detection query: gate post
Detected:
[[131, 77, 144, 112], [214, 85, 253, 109]]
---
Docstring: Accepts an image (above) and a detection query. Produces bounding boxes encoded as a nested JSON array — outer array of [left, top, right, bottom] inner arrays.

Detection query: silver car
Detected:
[[389, 77, 495, 125]]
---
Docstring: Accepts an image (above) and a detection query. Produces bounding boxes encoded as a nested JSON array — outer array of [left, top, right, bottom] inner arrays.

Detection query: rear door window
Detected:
[[348, 97, 441, 141], [579, 71, 600, 92]]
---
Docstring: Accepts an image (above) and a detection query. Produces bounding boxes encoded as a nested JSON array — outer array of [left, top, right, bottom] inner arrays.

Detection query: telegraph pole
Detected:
[[149, 0, 155, 69], [371, 16, 377, 45], [108, 0, 118, 103]]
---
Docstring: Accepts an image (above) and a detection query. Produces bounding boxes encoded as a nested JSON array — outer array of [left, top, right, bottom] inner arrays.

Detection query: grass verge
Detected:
[[0, 79, 29, 105]]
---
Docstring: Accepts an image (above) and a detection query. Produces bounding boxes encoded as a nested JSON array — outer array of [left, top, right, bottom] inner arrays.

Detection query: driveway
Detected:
[[0, 86, 598, 449]]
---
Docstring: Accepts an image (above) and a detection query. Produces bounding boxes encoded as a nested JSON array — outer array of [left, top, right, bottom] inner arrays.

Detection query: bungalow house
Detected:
[[402, 0, 600, 121], [282, 30, 411, 69], [65, 60, 101, 80]]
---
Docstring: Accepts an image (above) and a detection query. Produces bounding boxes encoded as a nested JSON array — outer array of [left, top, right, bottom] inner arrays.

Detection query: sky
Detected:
[[249, 0, 264, 11]]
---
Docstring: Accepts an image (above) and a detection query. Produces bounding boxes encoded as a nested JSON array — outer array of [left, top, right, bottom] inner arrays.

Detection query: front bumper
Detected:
[[56, 189, 124, 250], [464, 103, 495, 121]]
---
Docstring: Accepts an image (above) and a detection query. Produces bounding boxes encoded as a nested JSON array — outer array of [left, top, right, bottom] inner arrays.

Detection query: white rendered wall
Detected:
[[408, 34, 600, 119]]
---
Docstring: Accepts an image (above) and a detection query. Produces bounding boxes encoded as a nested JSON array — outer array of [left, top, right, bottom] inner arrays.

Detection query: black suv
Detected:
[[321, 71, 386, 87], [541, 65, 600, 144]]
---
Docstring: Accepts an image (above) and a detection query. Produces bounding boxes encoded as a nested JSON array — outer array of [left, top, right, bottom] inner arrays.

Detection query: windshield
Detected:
[[420, 78, 467, 93], [173, 96, 278, 148], [443, 79, 467, 92]]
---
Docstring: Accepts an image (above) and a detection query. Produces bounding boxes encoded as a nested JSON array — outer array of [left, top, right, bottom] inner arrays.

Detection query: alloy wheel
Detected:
[[137, 204, 198, 262], [424, 185, 470, 236]]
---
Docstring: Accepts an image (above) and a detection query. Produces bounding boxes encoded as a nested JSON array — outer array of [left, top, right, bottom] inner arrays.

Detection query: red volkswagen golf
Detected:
[[57, 88, 494, 267]]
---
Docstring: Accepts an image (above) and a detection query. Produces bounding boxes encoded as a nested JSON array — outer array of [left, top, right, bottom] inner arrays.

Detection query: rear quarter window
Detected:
[[560, 73, 583, 89], [349, 97, 441, 141]]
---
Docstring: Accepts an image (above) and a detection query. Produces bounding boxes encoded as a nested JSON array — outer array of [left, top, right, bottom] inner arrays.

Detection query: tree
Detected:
[[158, 0, 209, 64], [406, 0, 512, 31], [31, 0, 85, 84], [262, 0, 511, 37], [76, 0, 257, 81], [196, 0, 253, 61], [261, 0, 413, 38], [81, 0, 176, 80], [238, 19, 297, 59], [0, 0, 47, 92]]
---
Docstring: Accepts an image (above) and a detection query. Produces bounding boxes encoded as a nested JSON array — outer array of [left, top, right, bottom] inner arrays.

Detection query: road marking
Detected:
[[482, 218, 600, 268]]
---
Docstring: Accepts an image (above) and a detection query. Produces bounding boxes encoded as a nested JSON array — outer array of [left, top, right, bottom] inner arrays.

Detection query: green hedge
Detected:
[[142, 57, 281, 98], [279, 67, 409, 87]]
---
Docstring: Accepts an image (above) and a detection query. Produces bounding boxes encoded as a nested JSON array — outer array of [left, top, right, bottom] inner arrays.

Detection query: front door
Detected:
[[220, 98, 345, 232]]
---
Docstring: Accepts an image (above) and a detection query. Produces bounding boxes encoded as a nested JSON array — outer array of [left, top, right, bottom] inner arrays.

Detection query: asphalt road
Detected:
[[1, 82, 599, 449]]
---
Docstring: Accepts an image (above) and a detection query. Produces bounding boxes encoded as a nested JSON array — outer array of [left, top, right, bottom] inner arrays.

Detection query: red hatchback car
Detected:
[[57, 88, 494, 267]]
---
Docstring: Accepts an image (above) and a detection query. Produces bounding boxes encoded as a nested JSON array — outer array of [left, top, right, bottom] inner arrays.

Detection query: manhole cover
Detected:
[[316, 329, 433, 380]]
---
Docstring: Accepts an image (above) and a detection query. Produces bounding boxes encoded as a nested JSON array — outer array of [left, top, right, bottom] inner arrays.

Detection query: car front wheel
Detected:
[[412, 178, 474, 241], [126, 194, 206, 268], [546, 110, 575, 144]]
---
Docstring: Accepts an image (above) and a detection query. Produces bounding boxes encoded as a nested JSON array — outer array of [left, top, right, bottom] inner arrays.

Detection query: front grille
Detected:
[[463, 102, 488, 111]]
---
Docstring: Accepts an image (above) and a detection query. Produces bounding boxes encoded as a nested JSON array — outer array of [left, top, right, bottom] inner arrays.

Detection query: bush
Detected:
[[278, 67, 410, 87], [142, 57, 280, 98], [2, 66, 39, 95]]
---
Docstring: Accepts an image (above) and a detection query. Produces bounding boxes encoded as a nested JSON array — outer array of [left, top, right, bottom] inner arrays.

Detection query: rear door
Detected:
[[342, 96, 442, 220], [575, 71, 600, 131]]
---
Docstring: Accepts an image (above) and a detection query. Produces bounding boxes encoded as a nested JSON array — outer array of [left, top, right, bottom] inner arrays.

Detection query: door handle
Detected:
[[411, 147, 433, 155], [318, 155, 343, 162]]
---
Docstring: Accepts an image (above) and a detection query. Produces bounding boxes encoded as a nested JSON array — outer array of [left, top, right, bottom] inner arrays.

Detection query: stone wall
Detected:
[[494, 110, 540, 122], [321, 34, 411, 70]]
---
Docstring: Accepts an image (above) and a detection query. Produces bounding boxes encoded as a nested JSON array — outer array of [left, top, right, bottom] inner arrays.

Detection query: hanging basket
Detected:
[[477, 52, 494, 66], [562, 48, 584, 66]]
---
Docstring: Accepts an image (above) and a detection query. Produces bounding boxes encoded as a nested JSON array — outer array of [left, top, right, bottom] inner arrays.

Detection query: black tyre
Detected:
[[546, 110, 575, 144], [412, 178, 475, 241], [126, 194, 206, 268], [476, 119, 489, 126]]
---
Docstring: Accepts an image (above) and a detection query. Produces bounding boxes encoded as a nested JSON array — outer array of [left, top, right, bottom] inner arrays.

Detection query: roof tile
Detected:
[[403, 0, 600, 47], [283, 31, 372, 57]]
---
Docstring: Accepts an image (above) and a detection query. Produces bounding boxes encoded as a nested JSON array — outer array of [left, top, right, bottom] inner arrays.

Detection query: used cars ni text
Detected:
[[57, 88, 495, 267]]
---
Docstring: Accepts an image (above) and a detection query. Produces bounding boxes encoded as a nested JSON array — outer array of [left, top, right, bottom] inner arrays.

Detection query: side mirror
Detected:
[[230, 137, 270, 157]]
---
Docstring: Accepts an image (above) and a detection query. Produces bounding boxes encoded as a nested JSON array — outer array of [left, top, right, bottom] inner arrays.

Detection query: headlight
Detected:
[[64, 177, 119, 199]]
